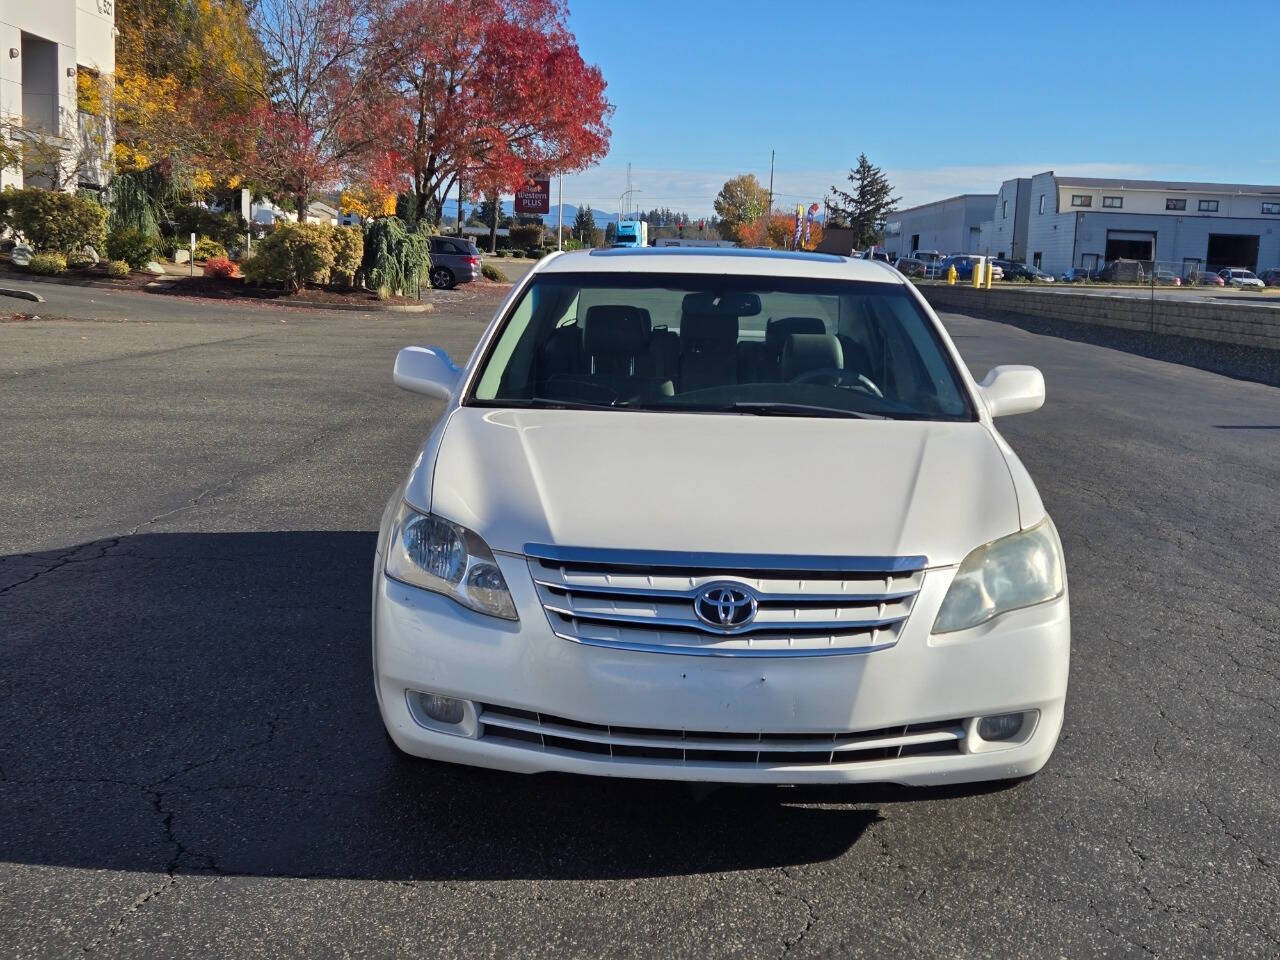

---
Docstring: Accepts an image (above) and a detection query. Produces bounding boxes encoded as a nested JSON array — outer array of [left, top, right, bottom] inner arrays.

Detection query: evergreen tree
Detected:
[[573, 204, 599, 245], [604, 220, 617, 244], [828, 154, 900, 249]]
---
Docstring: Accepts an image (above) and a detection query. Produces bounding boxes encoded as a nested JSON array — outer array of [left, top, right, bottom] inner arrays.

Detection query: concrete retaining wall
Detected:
[[917, 284, 1280, 352]]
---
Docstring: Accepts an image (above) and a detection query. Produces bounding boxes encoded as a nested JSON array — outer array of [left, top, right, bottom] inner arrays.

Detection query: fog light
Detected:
[[420, 693, 465, 725], [977, 713, 1024, 741]]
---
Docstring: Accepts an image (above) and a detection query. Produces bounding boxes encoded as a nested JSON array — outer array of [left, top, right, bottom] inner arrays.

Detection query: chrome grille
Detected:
[[525, 543, 927, 657], [478, 702, 964, 768]]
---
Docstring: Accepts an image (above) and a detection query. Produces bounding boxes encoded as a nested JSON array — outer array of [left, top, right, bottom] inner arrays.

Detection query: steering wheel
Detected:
[[789, 368, 884, 397]]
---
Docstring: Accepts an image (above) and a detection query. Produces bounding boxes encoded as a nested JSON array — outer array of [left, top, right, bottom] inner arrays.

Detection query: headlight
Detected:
[[933, 519, 1064, 634], [384, 504, 518, 620]]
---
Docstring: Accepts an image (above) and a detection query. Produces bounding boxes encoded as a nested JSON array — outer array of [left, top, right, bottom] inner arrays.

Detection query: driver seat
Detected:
[[780, 334, 844, 386]]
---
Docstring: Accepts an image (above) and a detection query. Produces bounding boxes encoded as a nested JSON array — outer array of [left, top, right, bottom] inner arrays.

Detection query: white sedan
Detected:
[[1218, 268, 1264, 289], [374, 248, 1069, 787]]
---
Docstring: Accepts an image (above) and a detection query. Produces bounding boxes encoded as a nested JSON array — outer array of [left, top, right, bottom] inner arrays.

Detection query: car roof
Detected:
[[535, 247, 904, 284]]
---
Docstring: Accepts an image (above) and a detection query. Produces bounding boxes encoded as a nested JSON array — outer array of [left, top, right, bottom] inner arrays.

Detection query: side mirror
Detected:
[[394, 346, 460, 401], [979, 365, 1044, 418]]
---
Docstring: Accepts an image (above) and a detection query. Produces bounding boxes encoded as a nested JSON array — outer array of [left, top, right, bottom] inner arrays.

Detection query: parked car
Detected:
[[1218, 268, 1265, 289], [1192, 271, 1225, 286], [1058, 267, 1100, 283], [428, 235, 483, 289], [860, 250, 894, 264], [1258, 268, 1280, 287], [894, 257, 927, 278], [379, 248, 1069, 788], [996, 260, 1054, 282], [938, 255, 1003, 281], [1151, 269, 1181, 286], [1098, 259, 1145, 283]]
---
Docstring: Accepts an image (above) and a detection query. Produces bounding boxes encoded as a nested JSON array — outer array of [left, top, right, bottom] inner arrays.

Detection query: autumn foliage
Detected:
[[738, 210, 825, 251]]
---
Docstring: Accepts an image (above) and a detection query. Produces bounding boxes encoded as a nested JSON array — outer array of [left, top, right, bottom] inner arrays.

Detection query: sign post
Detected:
[[190, 232, 196, 278]]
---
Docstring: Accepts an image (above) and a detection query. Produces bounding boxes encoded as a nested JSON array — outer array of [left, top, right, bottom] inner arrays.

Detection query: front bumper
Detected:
[[373, 553, 1069, 786]]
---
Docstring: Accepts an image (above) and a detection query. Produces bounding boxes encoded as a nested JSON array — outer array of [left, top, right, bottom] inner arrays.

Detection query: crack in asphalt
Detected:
[[0, 538, 121, 598]]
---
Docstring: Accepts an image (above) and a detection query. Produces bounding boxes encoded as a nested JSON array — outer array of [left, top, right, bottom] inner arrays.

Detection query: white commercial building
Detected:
[[880, 194, 995, 259], [1, 0, 115, 190]]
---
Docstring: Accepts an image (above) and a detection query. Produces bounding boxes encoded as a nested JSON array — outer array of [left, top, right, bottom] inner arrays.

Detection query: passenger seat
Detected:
[[583, 305, 653, 377], [780, 333, 844, 385]]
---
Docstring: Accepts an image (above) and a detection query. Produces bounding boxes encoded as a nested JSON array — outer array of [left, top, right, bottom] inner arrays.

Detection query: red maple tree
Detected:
[[369, 0, 612, 225]]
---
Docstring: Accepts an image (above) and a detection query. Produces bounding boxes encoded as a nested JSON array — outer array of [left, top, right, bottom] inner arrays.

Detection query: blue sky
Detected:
[[553, 0, 1278, 216]]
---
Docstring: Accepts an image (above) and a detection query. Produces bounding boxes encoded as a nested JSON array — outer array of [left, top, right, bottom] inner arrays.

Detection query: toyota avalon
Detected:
[[374, 248, 1069, 786]]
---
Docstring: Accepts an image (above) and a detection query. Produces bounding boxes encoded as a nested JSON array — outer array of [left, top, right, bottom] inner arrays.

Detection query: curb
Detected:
[[0, 286, 45, 303], [142, 281, 435, 313]]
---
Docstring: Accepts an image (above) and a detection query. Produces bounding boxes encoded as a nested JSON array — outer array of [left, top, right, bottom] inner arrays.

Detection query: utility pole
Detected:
[[557, 172, 563, 250], [767, 149, 775, 212], [456, 179, 463, 237]]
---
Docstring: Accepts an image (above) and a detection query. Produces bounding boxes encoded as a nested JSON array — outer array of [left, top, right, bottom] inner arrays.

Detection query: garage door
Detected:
[[1105, 230, 1156, 263], [1206, 234, 1259, 272]]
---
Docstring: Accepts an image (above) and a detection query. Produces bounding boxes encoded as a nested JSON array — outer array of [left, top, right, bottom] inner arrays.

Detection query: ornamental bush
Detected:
[[508, 224, 542, 250], [106, 228, 157, 269], [28, 252, 68, 275], [203, 256, 239, 280], [242, 221, 334, 291], [171, 205, 246, 250], [104, 259, 130, 278], [481, 262, 508, 282], [4, 188, 107, 254], [360, 217, 431, 296], [328, 225, 363, 287], [193, 237, 227, 261]]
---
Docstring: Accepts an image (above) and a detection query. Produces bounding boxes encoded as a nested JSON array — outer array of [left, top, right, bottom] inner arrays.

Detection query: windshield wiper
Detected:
[[700, 401, 886, 420], [496, 397, 620, 411]]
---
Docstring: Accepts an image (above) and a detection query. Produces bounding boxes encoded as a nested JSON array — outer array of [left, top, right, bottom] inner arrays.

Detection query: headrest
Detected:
[[583, 305, 651, 356], [681, 311, 738, 346], [765, 316, 826, 353], [780, 333, 844, 382]]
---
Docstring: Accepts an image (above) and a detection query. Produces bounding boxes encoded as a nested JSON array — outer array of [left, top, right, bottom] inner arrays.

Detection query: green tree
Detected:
[[604, 220, 616, 244], [573, 204, 599, 246], [828, 153, 900, 250], [713, 174, 769, 242]]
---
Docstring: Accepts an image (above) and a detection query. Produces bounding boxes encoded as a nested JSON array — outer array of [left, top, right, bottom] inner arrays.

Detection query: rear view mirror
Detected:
[[394, 345, 460, 401], [979, 365, 1045, 417]]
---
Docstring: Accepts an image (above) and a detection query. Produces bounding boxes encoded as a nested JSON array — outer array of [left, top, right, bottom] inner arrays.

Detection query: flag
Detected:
[[793, 205, 804, 249], [803, 202, 819, 246]]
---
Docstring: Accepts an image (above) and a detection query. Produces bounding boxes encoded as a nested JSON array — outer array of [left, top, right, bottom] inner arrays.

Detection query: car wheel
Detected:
[[430, 266, 455, 289]]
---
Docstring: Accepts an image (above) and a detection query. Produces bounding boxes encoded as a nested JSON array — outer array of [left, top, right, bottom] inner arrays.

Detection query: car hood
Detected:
[[417, 407, 1022, 567]]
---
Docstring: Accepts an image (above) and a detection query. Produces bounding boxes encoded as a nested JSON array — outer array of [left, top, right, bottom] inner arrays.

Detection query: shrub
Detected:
[[67, 250, 96, 268], [508, 224, 542, 250], [106, 228, 157, 269], [328, 225, 363, 287], [242, 221, 334, 291], [156, 235, 179, 260], [360, 217, 431, 296], [28, 252, 67, 275], [203, 255, 239, 280], [193, 237, 227, 261], [4, 188, 107, 254], [481, 263, 508, 282], [172, 205, 246, 250], [104, 259, 130, 278]]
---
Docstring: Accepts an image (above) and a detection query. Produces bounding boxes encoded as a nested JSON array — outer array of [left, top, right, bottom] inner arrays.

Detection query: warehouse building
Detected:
[[1019, 172, 1280, 277], [879, 193, 995, 259]]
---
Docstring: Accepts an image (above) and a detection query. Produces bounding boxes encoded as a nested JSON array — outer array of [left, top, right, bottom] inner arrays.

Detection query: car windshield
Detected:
[[467, 271, 975, 421]]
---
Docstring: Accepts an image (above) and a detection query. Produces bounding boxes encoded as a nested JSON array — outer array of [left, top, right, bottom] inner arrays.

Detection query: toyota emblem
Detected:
[[693, 582, 758, 631]]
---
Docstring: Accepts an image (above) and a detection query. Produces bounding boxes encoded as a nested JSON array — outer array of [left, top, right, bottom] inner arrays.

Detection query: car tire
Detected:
[[429, 266, 455, 290]]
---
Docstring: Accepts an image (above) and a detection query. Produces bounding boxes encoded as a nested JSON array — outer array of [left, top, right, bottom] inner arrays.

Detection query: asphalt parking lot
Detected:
[[1, 278, 1278, 958]]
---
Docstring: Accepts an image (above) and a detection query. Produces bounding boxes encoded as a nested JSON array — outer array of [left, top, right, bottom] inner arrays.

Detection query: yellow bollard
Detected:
[[972, 260, 982, 288], [985, 262, 993, 289], [947, 264, 957, 285]]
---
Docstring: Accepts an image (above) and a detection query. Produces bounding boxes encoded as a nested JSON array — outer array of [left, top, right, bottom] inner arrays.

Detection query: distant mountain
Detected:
[[457, 200, 621, 226]]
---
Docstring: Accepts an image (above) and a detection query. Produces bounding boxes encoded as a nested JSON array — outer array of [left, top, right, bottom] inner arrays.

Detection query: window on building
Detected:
[[1032, 252, 1043, 268], [1071, 195, 1092, 207], [1262, 202, 1280, 215], [1166, 198, 1187, 211], [1198, 200, 1219, 212], [1001, 199, 1008, 218], [1102, 196, 1123, 209], [1038, 194, 1045, 215]]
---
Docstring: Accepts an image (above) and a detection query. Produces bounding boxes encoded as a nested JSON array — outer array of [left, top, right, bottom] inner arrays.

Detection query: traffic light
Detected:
[[678, 219, 684, 237]]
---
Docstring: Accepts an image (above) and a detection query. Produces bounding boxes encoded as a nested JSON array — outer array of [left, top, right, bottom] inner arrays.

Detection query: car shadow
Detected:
[[0, 531, 1005, 882]]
